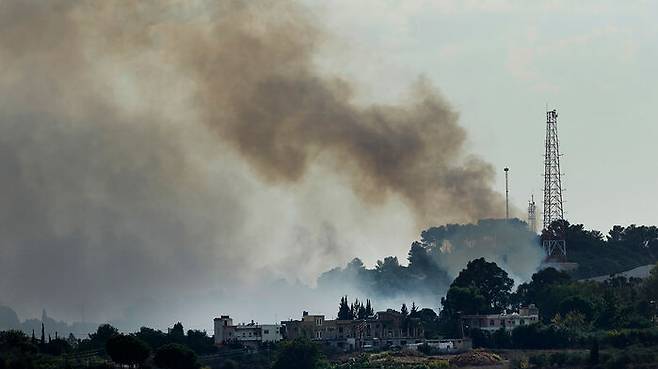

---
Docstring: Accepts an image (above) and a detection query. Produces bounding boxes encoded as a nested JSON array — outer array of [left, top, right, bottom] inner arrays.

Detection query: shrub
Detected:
[[427, 360, 449, 369]]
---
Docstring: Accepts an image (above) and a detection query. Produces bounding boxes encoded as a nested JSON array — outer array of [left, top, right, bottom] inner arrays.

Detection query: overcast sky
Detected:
[[306, 0, 657, 233]]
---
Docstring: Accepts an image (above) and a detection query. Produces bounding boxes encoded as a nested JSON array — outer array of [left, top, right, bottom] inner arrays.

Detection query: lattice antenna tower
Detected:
[[528, 195, 537, 234], [542, 109, 566, 258]]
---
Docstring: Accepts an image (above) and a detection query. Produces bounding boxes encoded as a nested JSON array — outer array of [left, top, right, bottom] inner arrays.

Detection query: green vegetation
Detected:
[[440, 258, 514, 336], [272, 338, 325, 369], [0, 320, 212, 369], [154, 343, 199, 369], [2, 219, 658, 368], [544, 220, 658, 279], [105, 334, 150, 367], [338, 297, 375, 320], [322, 220, 658, 310]]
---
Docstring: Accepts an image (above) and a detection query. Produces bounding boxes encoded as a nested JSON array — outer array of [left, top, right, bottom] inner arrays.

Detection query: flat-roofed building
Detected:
[[281, 310, 425, 351], [460, 305, 539, 334], [213, 316, 282, 348]]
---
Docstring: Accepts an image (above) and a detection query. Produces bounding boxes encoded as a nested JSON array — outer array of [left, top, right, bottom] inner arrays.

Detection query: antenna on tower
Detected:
[[542, 108, 566, 259], [504, 167, 510, 221], [528, 194, 537, 234]]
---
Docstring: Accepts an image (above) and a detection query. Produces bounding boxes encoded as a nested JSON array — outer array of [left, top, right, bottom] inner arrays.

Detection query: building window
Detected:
[[489, 320, 495, 326], [520, 319, 525, 325], [264, 330, 269, 334]]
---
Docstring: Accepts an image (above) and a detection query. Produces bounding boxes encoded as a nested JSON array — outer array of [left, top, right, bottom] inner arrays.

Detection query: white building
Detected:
[[461, 305, 540, 333], [407, 338, 472, 353], [213, 315, 282, 348]]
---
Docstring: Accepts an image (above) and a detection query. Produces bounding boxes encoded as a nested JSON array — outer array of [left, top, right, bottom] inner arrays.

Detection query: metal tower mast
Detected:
[[528, 195, 537, 234], [542, 109, 566, 258]]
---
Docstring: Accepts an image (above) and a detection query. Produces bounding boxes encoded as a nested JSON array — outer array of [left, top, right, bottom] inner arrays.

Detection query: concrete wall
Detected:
[[260, 324, 283, 343], [214, 316, 233, 344]]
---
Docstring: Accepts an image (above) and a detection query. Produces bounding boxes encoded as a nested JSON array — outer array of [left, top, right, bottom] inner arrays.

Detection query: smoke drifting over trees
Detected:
[[319, 219, 543, 308], [0, 0, 512, 327]]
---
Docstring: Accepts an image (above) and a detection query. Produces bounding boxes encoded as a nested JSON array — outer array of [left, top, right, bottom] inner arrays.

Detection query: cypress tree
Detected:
[[365, 299, 374, 317], [338, 296, 351, 320], [401, 303, 409, 318]]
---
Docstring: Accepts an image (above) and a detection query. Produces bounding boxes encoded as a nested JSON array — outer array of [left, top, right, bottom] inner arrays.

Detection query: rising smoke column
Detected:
[[0, 0, 508, 327]]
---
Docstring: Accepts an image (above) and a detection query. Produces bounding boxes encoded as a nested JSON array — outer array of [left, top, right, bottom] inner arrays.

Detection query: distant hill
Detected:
[[0, 305, 99, 338]]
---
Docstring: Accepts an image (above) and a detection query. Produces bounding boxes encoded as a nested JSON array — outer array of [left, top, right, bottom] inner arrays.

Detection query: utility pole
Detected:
[[504, 167, 510, 221]]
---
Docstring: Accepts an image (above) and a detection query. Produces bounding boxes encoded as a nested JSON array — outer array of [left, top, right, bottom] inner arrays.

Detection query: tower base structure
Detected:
[[540, 260, 579, 272], [543, 239, 566, 260], [541, 239, 577, 271]]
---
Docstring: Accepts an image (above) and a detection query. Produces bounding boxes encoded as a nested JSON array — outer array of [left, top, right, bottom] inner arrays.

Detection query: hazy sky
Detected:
[[306, 0, 658, 232]]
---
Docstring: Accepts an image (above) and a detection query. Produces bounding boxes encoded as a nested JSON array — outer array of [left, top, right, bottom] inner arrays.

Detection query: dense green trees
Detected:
[[0, 321, 216, 369], [320, 219, 538, 307], [106, 334, 150, 368], [81, 324, 119, 350], [337, 297, 374, 320], [322, 220, 658, 311], [337, 297, 351, 320], [154, 343, 199, 369], [272, 338, 324, 369], [459, 260, 658, 352], [132, 323, 216, 355], [545, 221, 658, 279], [0, 330, 37, 369], [439, 258, 513, 336], [410, 308, 440, 339], [450, 258, 514, 313]]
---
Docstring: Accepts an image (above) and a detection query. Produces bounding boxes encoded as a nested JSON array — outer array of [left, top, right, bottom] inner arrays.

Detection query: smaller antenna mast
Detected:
[[504, 167, 510, 221], [528, 195, 537, 234]]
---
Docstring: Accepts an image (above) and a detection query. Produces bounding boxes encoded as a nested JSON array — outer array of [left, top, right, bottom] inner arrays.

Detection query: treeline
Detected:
[[544, 220, 658, 278], [319, 219, 536, 304], [440, 256, 658, 348], [320, 219, 658, 307], [0, 321, 216, 369], [335, 297, 442, 339], [337, 297, 375, 320]]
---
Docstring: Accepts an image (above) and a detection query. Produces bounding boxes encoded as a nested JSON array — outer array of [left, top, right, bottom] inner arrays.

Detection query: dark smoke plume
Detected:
[[0, 0, 509, 328], [167, 1, 505, 225]]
